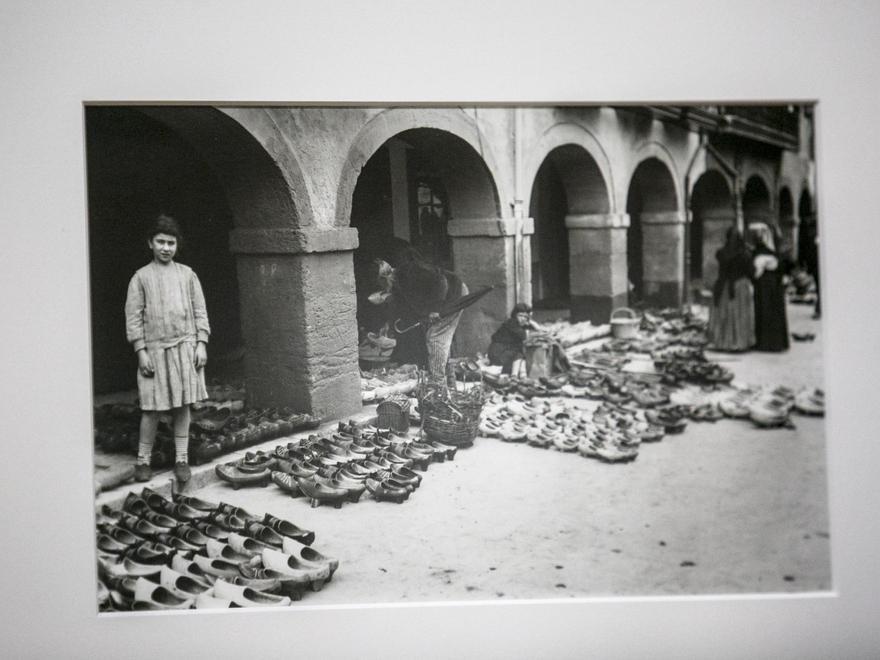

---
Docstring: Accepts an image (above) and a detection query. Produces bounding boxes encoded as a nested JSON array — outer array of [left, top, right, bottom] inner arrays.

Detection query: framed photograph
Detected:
[[3, 2, 880, 658]]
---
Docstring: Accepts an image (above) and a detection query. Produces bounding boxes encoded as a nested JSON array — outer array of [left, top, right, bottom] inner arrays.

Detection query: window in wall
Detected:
[[410, 177, 452, 269]]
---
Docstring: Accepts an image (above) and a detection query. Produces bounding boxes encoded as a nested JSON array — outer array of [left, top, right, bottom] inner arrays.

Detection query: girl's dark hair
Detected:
[[148, 214, 182, 242]]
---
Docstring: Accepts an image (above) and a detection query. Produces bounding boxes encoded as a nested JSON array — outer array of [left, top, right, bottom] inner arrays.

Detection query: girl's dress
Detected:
[[125, 261, 210, 411], [708, 248, 755, 351]]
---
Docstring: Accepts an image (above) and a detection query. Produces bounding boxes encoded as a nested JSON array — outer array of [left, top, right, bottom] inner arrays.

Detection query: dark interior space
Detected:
[[689, 171, 733, 281], [742, 176, 772, 226], [626, 181, 645, 302], [529, 158, 570, 308], [86, 107, 241, 395]]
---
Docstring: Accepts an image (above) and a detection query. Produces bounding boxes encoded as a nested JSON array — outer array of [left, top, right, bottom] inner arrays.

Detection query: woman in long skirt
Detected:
[[750, 223, 790, 352], [708, 227, 755, 351]]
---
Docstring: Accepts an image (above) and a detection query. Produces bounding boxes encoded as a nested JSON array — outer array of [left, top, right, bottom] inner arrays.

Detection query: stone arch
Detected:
[[138, 106, 314, 228], [690, 169, 734, 284], [337, 108, 505, 227], [626, 154, 683, 307], [626, 142, 683, 211], [86, 105, 317, 400], [341, 109, 507, 366], [528, 143, 612, 308], [126, 107, 357, 416], [523, 122, 614, 214]]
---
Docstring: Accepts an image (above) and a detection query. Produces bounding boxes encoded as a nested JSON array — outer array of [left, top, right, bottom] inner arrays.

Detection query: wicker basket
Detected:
[[417, 370, 485, 448], [376, 396, 411, 433], [610, 307, 640, 339]]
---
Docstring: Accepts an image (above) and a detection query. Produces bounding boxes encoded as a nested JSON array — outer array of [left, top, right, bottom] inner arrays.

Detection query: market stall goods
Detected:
[[96, 489, 333, 612], [212, 422, 456, 507], [93, 397, 321, 479]]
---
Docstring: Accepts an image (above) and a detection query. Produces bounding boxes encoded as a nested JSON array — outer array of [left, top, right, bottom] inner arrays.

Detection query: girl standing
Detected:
[[125, 215, 210, 483]]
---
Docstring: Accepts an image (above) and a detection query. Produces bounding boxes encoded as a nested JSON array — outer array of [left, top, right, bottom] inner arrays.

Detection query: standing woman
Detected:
[[125, 215, 210, 483], [750, 223, 790, 352], [708, 227, 755, 351]]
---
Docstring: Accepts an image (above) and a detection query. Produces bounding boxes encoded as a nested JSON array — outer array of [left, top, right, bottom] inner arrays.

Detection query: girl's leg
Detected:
[[135, 411, 159, 481], [137, 411, 159, 464], [171, 405, 192, 482], [171, 405, 191, 462]]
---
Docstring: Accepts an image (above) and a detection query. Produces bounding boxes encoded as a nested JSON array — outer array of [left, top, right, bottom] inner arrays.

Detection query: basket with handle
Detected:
[[376, 396, 411, 433], [417, 367, 484, 448], [610, 307, 640, 339]]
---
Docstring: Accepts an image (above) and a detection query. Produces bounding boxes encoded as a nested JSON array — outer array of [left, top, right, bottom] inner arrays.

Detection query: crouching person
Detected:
[[487, 303, 542, 375]]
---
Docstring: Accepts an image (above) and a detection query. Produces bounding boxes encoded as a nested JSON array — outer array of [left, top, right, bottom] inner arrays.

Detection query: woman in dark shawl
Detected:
[[749, 223, 791, 352], [708, 227, 756, 351]]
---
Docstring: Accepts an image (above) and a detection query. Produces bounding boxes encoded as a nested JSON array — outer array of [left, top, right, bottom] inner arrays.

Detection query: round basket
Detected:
[[422, 413, 481, 448], [417, 371, 485, 448], [610, 307, 640, 339]]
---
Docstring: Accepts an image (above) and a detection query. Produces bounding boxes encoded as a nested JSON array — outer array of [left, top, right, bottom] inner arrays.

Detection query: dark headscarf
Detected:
[[713, 227, 751, 304]]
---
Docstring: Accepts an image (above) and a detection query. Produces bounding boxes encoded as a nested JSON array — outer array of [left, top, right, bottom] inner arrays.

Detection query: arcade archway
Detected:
[[689, 170, 734, 287], [626, 157, 680, 306], [529, 144, 610, 310], [349, 127, 499, 365]]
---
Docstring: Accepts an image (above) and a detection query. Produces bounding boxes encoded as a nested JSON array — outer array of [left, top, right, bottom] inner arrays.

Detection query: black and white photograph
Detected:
[[88, 103, 829, 610], [4, 2, 880, 658]]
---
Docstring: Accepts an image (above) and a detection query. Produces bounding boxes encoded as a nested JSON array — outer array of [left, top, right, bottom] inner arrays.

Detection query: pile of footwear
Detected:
[[653, 357, 734, 387], [538, 319, 611, 348], [361, 363, 420, 403], [715, 385, 824, 428], [214, 421, 455, 506], [746, 389, 796, 429], [96, 488, 338, 612], [93, 403, 321, 470], [189, 406, 321, 464], [479, 394, 667, 463]]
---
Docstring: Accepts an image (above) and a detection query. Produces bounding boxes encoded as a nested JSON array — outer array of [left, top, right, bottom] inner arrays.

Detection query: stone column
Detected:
[[565, 213, 630, 324], [640, 211, 686, 308], [700, 211, 736, 286], [447, 217, 534, 358], [229, 226, 362, 421]]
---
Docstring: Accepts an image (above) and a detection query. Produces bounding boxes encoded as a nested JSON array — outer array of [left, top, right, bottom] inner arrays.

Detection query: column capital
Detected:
[[447, 217, 535, 237], [565, 213, 630, 229], [640, 211, 686, 225], [229, 227, 359, 255]]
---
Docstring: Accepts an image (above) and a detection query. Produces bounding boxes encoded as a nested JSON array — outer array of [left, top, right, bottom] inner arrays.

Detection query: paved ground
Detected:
[[150, 300, 829, 606]]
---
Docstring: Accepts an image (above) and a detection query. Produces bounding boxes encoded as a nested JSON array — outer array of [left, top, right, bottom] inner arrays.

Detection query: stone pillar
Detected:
[[447, 217, 534, 358], [229, 226, 362, 421], [640, 211, 686, 308], [700, 211, 736, 286], [565, 213, 630, 324]]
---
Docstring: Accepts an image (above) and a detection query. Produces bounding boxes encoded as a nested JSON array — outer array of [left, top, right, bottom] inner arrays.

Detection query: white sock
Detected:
[[137, 438, 154, 465], [174, 434, 189, 464]]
